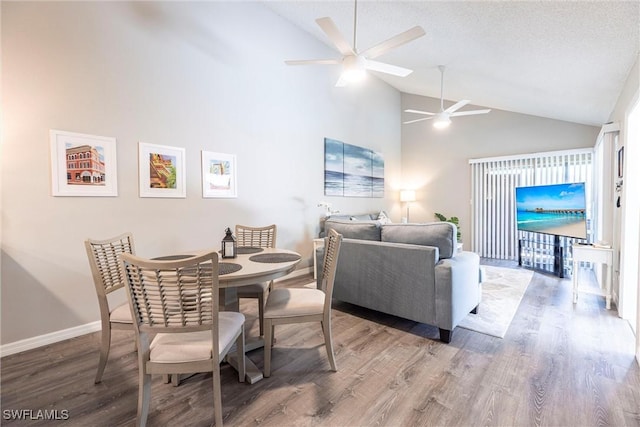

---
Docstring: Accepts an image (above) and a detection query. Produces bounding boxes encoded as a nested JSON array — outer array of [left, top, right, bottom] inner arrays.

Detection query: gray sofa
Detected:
[[317, 215, 481, 343]]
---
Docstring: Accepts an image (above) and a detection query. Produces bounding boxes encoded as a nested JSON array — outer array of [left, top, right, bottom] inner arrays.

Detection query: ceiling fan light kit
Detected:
[[342, 55, 367, 83], [404, 65, 491, 128], [285, 0, 425, 87], [433, 113, 452, 129]]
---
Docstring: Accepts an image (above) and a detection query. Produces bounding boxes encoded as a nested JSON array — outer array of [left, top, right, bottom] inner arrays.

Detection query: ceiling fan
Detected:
[[404, 65, 491, 128], [285, 0, 425, 87]]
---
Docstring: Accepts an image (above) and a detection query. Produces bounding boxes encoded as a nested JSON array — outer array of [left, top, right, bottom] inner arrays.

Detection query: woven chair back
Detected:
[[235, 224, 277, 248]]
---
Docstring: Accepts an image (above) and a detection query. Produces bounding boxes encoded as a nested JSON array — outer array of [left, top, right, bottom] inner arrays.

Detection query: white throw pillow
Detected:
[[377, 211, 392, 224]]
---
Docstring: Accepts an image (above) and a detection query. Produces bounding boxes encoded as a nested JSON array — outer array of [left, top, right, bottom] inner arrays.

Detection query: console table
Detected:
[[572, 244, 613, 309]]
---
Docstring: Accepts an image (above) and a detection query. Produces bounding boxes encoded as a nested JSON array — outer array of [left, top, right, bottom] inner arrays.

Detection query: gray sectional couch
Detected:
[[317, 214, 481, 343]]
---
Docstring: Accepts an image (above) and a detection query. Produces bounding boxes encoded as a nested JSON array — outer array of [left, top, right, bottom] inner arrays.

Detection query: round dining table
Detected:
[[157, 247, 302, 383]]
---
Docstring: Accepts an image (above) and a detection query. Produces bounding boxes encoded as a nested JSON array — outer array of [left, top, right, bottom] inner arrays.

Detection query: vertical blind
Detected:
[[469, 149, 593, 262]]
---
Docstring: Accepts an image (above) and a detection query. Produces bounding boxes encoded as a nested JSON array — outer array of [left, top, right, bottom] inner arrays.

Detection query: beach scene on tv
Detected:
[[515, 182, 587, 239]]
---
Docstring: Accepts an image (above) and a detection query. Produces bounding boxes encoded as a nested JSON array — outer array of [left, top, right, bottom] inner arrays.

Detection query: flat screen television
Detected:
[[515, 182, 587, 240]]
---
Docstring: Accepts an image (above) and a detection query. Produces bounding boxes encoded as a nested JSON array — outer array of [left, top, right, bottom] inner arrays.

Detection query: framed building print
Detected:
[[138, 142, 186, 198], [50, 129, 118, 197], [201, 151, 237, 198]]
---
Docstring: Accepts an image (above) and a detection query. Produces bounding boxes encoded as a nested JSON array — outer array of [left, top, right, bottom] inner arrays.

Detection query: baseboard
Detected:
[[0, 321, 101, 358], [1, 267, 313, 358]]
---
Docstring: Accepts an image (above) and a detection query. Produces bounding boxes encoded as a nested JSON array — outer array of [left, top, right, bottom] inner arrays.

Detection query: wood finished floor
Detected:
[[2, 260, 639, 427]]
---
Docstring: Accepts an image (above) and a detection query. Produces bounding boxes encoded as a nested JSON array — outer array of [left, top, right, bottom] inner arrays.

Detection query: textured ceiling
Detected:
[[265, 0, 640, 126]]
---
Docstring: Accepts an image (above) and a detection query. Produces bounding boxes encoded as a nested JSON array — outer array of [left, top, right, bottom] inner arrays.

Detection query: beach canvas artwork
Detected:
[[324, 138, 384, 198], [515, 182, 587, 239]]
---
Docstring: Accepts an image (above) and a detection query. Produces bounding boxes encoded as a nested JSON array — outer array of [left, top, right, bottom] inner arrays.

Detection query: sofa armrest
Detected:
[[434, 251, 481, 330]]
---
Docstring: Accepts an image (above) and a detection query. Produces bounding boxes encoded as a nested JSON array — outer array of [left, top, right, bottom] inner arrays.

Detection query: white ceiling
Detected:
[[265, 0, 640, 126]]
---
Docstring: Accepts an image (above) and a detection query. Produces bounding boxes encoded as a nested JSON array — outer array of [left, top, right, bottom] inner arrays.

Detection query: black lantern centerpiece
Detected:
[[221, 227, 237, 258]]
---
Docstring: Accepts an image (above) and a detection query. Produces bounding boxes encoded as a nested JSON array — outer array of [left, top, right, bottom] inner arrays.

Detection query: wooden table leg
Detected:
[[219, 287, 266, 383], [219, 287, 239, 312], [226, 354, 263, 384]]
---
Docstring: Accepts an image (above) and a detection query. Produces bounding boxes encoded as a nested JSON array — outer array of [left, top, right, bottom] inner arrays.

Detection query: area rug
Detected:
[[458, 265, 534, 338]]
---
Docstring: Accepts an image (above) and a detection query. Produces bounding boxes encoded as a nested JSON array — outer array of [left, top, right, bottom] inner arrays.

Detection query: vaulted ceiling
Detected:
[[265, 1, 640, 126]]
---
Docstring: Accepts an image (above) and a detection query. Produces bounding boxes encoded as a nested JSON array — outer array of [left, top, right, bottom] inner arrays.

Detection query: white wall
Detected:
[[1, 2, 403, 345], [608, 54, 640, 363], [401, 93, 599, 250]]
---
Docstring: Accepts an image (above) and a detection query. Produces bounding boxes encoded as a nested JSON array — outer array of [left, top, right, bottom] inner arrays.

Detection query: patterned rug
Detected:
[[458, 265, 534, 338]]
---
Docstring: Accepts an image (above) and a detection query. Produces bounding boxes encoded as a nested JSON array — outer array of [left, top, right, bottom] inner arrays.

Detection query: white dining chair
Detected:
[[234, 224, 277, 336], [84, 232, 136, 384], [120, 251, 245, 427], [263, 229, 343, 377]]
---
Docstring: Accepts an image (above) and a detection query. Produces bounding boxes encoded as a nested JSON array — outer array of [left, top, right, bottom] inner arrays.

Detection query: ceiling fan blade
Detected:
[[335, 75, 348, 87], [450, 109, 492, 117], [365, 59, 413, 77], [403, 117, 433, 124], [361, 26, 425, 59], [444, 99, 470, 114], [316, 17, 355, 57], [404, 109, 436, 116], [285, 59, 341, 66]]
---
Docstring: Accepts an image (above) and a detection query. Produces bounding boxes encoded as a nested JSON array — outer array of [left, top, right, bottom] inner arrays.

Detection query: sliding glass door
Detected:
[[470, 149, 592, 277]]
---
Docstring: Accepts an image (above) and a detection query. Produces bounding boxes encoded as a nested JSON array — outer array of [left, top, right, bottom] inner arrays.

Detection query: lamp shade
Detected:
[[400, 190, 416, 203]]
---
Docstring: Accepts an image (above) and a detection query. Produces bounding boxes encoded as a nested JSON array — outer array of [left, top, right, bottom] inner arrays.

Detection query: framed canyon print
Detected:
[[138, 142, 186, 198]]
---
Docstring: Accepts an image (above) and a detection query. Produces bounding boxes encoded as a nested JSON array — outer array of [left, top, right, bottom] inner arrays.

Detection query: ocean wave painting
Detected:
[[324, 138, 384, 198]]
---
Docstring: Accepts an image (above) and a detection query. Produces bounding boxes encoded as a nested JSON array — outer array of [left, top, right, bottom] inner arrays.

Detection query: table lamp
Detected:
[[400, 190, 416, 223]]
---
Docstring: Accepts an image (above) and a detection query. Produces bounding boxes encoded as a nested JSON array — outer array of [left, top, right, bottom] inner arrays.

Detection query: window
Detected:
[[470, 149, 592, 275]]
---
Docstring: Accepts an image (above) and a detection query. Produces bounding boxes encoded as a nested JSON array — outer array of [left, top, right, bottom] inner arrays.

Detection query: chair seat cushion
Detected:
[[264, 288, 325, 319], [149, 312, 245, 363], [109, 302, 132, 324], [237, 282, 269, 296]]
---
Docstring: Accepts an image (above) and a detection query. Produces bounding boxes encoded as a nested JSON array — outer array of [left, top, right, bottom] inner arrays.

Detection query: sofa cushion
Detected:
[[324, 219, 381, 241], [381, 222, 457, 259], [320, 212, 382, 236], [349, 214, 377, 221]]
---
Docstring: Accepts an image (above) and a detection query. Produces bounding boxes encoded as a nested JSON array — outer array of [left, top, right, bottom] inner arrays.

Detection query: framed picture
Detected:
[[618, 146, 624, 178], [50, 129, 118, 197], [138, 142, 186, 198], [324, 138, 384, 198], [201, 151, 237, 198]]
